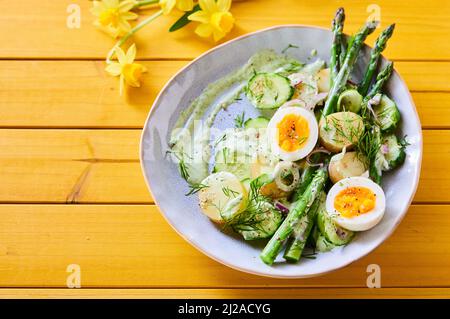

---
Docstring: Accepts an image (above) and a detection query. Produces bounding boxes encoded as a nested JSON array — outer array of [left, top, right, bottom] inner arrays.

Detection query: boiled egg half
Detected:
[[267, 106, 318, 161], [326, 176, 386, 231]]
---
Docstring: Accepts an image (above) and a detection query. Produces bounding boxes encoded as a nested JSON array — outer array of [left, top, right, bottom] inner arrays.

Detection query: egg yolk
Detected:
[[277, 114, 309, 152], [334, 186, 376, 218]]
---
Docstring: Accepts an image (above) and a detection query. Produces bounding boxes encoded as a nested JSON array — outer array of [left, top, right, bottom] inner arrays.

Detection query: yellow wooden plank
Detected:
[[0, 129, 150, 203], [0, 204, 449, 288], [0, 61, 449, 129], [412, 92, 450, 129], [0, 60, 188, 128], [1, 0, 449, 60], [0, 288, 449, 299], [0, 129, 447, 203]]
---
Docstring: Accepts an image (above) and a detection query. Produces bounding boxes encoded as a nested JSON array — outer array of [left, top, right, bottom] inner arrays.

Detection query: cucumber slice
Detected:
[[381, 134, 406, 170], [337, 89, 363, 113], [373, 94, 401, 132], [311, 226, 336, 252], [213, 147, 252, 181], [316, 207, 355, 246], [246, 73, 294, 109], [233, 205, 283, 240], [315, 233, 336, 252], [244, 116, 270, 129]]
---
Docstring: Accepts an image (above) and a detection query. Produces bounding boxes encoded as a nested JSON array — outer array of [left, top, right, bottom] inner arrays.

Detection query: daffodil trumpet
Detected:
[[105, 44, 148, 95], [91, 0, 139, 38], [188, 0, 235, 42]]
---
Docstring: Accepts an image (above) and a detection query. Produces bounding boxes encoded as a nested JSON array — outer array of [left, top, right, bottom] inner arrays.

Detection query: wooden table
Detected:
[[0, 0, 449, 299]]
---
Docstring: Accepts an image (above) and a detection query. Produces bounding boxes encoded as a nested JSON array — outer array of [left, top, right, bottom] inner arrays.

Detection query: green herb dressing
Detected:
[[170, 50, 301, 184]]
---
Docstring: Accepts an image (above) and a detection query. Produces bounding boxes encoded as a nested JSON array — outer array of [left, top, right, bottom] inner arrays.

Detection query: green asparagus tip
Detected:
[[367, 20, 380, 31], [386, 23, 396, 35], [378, 24, 395, 42], [378, 61, 394, 79], [333, 7, 345, 27]]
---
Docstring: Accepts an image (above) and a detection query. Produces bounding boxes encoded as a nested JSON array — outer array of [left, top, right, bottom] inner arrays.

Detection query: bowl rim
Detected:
[[139, 24, 423, 278]]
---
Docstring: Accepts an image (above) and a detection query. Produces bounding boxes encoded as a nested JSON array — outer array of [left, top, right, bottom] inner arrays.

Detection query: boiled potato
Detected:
[[260, 181, 290, 199], [329, 152, 368, 184], [316, 68, 330, 93], [198, 172, 247, 223], [319, 112, 364, 153]]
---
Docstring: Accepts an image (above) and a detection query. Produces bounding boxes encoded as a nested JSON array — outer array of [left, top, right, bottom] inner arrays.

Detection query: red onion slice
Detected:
[[274, 201, 290, 214]]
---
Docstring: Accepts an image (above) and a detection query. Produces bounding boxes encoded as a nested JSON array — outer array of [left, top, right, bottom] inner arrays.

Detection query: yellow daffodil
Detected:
[[159, 0, 194, 15], [91, 0, 139, 38], [105, 44, 147, 95], [188, 0, 234, 42]]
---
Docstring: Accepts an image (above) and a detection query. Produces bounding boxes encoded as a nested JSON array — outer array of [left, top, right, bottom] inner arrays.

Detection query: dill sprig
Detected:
[[234, 111, 246, 128], [166, 149, 192, 182], [223, 176, 275, 234], [213, 133, 226, 148], [179, 159, 189, 181], [222, 186, 239, 198], [399, 135, 410, 148], [301, 251, 317, 260], [328, 113, 364, 146], [185, 183, 208, 196], [324, 113, 375, 168], [281, 43, 299, 54], [356, 126, 381, 166]]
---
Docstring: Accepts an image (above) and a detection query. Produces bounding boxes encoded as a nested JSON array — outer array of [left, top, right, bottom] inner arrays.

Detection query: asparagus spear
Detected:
[[330, 8, 345, 86], [260, 167, 327, 265], [339, 36, 348, 68], [292, 165, 318, 202], [284, 192, 325, 262], [361, 61, 394, 118], [358, 24, 395, 96], [359, 62, 394, 183], [322, 20, 379, 117]]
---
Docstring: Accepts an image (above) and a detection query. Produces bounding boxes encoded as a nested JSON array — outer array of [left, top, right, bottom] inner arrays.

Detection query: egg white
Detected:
[[326, 176, 386, 231], [267, 106, 318, 162]]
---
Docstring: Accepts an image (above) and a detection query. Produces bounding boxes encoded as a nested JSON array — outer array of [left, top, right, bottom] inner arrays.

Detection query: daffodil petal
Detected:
[[117, 18, 132, 32], [121, 11, 138, 20], [195, 23, 213, 38], [93, 22, 121, 38], [105, 62, 122, 76], [104, 0, 119, 8], [114, 46, 127, 64], [213, 29, 226, 42], [188, 11, 210, 23], [90, 3, 104, 16], [217, 0, 231, 12], [119, 0, 136, 13], [160, 0, 176, 15], [199, 0, 217, 13], [176, 0, 194, 11], [125, 44, 137, 64]]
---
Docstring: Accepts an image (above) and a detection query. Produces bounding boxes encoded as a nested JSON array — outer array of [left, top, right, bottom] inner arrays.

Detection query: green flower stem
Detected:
[[106, 9, 163, 63], [133, 0, 159, 9]]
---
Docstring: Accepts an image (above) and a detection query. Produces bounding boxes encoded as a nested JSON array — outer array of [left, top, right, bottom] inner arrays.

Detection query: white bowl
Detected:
[[140, 26, 423, 278]]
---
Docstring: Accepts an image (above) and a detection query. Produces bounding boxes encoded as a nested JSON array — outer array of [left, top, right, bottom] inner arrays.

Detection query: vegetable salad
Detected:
[[170, 8, 406, 265]]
